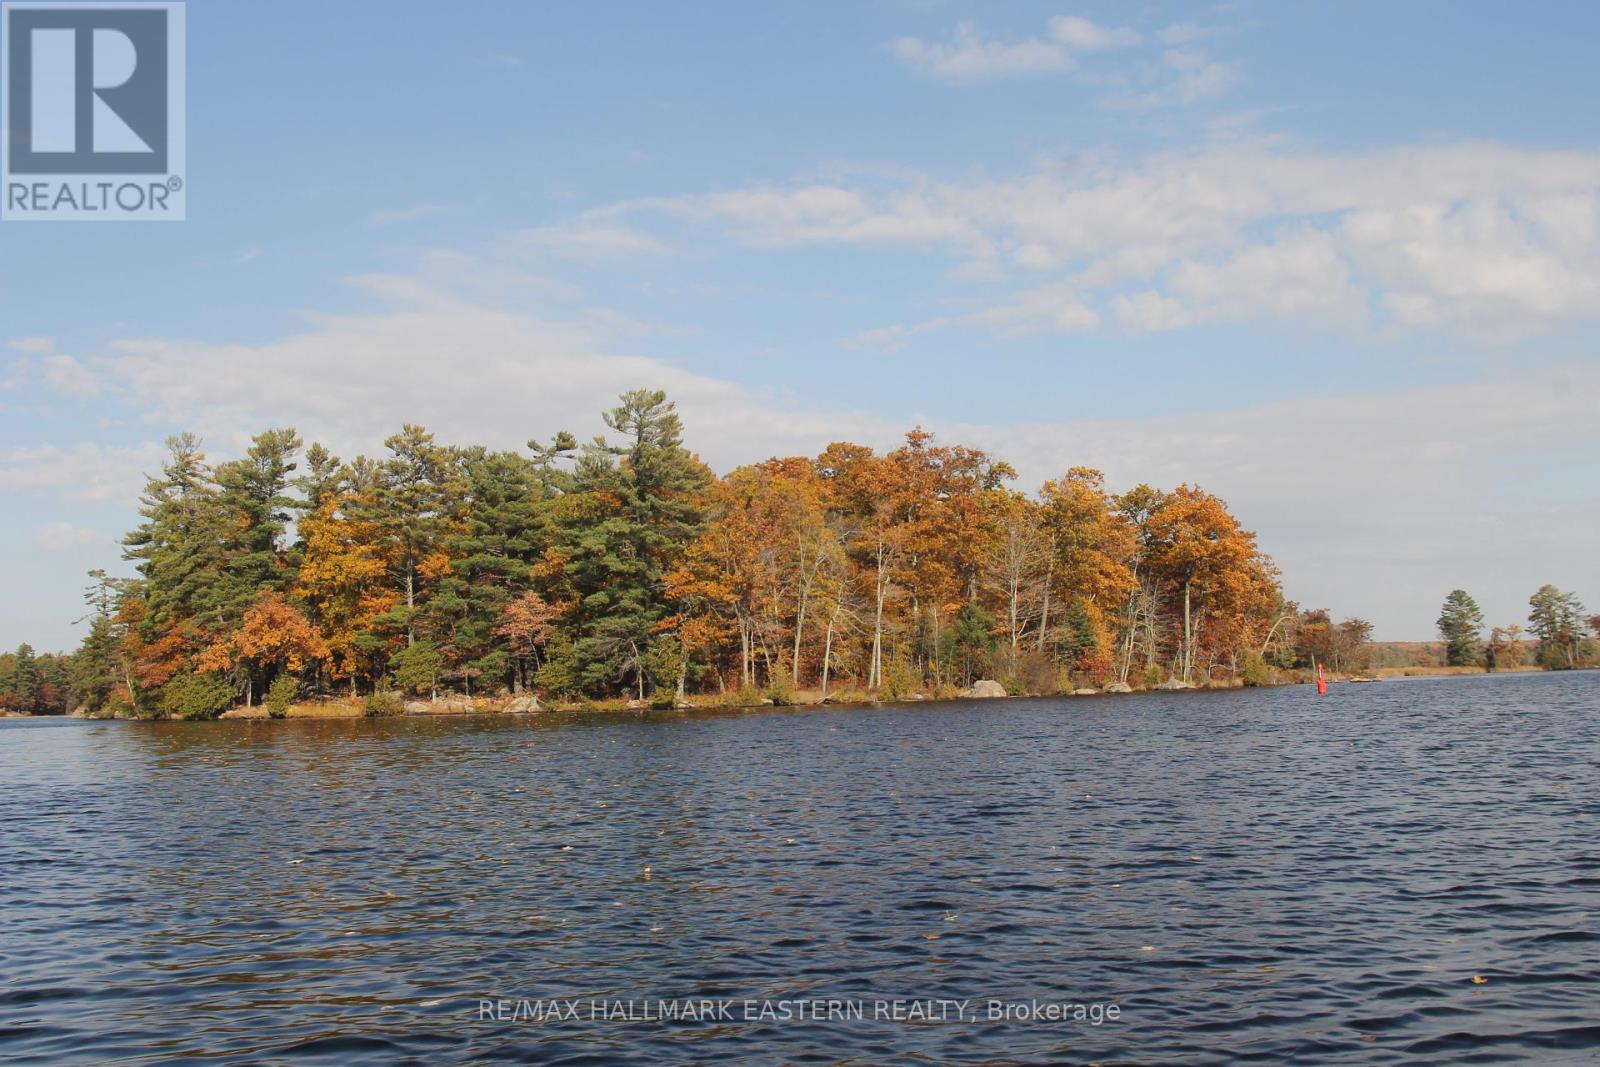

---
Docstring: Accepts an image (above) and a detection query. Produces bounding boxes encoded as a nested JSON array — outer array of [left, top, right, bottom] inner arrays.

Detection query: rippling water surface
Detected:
[[3, 672, 1599, 1064]]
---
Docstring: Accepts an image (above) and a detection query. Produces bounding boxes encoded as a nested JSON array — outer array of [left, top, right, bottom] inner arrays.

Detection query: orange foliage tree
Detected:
[[198, 590, 328, 704]]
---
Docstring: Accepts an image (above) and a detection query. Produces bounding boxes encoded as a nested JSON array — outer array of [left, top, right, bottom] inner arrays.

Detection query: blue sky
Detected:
[[2, 0, 1598, 649]]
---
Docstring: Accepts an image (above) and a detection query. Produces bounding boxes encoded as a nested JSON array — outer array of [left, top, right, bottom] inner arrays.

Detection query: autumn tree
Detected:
[[1486, 624, 1524, 672], [296, 468, 400, 694], [495, 590, 556, 695], [198, 590, 327, 705], [1039, 468, 1135, 678], [981, 491, 1050, 663], [1143, 485, 1262, 685]]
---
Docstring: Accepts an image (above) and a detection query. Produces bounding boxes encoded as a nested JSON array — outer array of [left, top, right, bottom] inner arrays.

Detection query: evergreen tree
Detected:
[[1436, 589, 1484, 667], [0, 643, 42, 711], [123, 434, 228, 634], [1528, 584, 1586, 668], [946, 602, 997, 686], [1059, 597, 1099, 670], [426, 448, 550, 691], [209, 428, 302, 621], [295, 442, 344, 519], [68, 571, 127, 714], [350, 426, 465, 648], [557, 390, 710, 697]]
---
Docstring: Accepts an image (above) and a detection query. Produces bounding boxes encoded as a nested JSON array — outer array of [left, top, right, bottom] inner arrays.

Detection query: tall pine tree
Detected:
[[557, 390, 709, 698]]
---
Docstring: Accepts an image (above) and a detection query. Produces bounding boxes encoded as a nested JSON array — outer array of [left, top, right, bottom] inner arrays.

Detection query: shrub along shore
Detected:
[[58, 663, 1566, 722]]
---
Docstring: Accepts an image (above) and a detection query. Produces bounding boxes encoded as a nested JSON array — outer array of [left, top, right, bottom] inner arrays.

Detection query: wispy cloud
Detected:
[[1103, 46, 1240, 110], [8, 336, 54, 355], [367, 203, 452, 227], [890, 13, 1242, 112], [33, 521, 114, 552], [514, 220, 668, 261], [40, 354, 104, 397], [0, 442, 165, 502], [613, 142, 1600, 344], [890, 15, 1139, 83]]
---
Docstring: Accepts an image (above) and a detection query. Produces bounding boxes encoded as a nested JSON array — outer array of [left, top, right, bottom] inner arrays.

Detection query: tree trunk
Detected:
[[405, 560, 416, 647], [738, 614, 753, 688], [1036, 561, 1053, 652], [791, 596, 808, 687], [869, 544, 888, 690], [821, 612, 836, 702], [1182, 579, 1193, 685]]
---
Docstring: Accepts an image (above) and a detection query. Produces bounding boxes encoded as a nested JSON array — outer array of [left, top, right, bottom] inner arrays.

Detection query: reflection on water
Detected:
[[3, 672, 1599, 1064]]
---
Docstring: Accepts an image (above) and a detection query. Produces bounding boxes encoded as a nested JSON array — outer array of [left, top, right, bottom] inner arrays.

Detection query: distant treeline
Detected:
[[0, 390, 1587, 720]]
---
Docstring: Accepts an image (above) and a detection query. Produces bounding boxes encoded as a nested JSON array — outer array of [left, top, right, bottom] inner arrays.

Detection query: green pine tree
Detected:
[[1436, 589, 1484, 667], [557, 390, 710, 698], [1528, 584, 1586, 669], [425, 447, 552, 693], [350, 425, 465, 649]]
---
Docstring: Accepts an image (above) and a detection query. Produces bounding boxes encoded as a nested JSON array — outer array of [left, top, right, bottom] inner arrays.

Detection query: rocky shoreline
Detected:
[[36, 663, 1562, 722]]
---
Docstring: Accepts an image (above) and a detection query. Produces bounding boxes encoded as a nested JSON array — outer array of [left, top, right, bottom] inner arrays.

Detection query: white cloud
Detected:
[[890, 15, 1138, 83], [33, 521, 113, 552], [367, 203, 451, 227], [87, 277, 888, 471], [515, 221, 668, 260], [40, 354, 104, 397], [1048, 16, 1140, 51], [890, 22, 1075, 82], [8, 336, 54, 354], [618, 142, 1600, 342], [1102, 47, 1239, 110], [0, 442, 165, 502], [1113, 229, 1367, 331]]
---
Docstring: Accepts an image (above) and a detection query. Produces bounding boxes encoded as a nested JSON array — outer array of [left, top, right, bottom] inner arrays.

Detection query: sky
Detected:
[[1, 0, 1598, 650]]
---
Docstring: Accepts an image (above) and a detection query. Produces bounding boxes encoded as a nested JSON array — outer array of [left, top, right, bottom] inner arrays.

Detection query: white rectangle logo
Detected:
[[1, 1, 186, 220]]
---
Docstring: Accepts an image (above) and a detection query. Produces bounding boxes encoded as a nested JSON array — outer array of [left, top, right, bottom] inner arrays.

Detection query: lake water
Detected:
[[3, 672, 1598, 1064]]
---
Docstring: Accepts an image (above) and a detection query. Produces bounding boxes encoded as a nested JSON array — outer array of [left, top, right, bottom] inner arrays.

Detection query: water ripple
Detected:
[[1, 671, 1598, 1063]]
